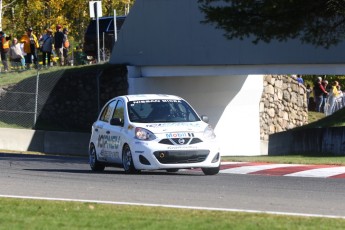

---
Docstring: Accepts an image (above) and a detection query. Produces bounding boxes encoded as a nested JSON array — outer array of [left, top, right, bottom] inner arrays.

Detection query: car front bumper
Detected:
[[130, 140, 220, 170]]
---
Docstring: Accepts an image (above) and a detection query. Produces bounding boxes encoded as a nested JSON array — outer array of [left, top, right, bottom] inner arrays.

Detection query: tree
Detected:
[[103, 0, 132, 16], [198, 0, 345, 48], [0, 0, 16, 31], [0, 0, 135, 45]]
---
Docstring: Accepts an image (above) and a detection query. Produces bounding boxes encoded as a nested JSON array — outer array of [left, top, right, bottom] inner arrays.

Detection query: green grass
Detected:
[[308, 111, 326, 124], [222, 155, 345, 166], [1, 198, 345, 230], [299, 108, 345, 129], [0, 65, 94, 87], [0, 121, 29, 129], [0, 69, 36, 86], [0, 67, 57, 86]]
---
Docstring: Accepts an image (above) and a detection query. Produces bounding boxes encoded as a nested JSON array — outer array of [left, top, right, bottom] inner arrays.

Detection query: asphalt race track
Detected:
[[1, 153, 345, 218]]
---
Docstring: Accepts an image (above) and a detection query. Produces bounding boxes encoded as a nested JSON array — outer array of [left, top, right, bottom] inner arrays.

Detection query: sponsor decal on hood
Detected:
[[145, 122, 206, 133]]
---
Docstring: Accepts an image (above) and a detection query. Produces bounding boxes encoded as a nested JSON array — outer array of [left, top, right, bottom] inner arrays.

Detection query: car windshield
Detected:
[[127, 99, 201, 123]]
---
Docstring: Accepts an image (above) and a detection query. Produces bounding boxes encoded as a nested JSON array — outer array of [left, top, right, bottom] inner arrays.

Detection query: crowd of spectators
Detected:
[[0, 25, 71, 72], [310, 76, 344, 116], [294, 75, 344, 116]]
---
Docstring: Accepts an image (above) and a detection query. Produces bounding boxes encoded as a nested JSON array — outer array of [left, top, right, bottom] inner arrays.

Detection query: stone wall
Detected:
[[260, 75, 308, 142]]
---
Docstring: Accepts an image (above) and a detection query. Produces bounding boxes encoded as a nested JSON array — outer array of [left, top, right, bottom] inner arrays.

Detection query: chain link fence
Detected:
[[0, 69, 65, 129], [0, 64, 127, 132]]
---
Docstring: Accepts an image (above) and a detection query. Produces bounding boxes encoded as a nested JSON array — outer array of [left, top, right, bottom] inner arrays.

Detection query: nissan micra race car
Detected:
[[89, 94, 220, 175]]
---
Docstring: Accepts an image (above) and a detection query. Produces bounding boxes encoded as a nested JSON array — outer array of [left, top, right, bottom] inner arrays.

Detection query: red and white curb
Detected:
[[218, 162, 345, 178]]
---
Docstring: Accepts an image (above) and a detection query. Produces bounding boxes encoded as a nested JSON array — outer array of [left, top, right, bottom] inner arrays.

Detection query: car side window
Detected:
[[112, 100, 124, 121], [100, 100, 117, 122]]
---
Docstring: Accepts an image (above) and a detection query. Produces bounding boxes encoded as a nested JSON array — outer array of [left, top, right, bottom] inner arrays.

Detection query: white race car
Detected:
[[89, 94, 220, 175]]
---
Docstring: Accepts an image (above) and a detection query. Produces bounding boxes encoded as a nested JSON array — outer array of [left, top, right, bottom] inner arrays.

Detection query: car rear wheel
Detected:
[[122, 145, 139, 174], [202, 165, 220, 175], [89, 145, 105, 171]]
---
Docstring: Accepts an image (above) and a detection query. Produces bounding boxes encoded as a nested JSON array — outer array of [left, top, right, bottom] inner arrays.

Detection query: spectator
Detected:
[[20, 27, 39, 69], [75, 45, 87, 65], [326, 81, 340, 116], [39, 28, 53, 67], [339, 85, 345, 108], [297, 75, 304, 84], [9, 37, 24, 71], [62, 28, 70, 65], [313, 77, 328, 112], [54, 25, 64, 66], [321, 80, 329, 112], [19, 42, 26, 69], [335, 85, 344, 112], [0, 31, 11, 72], [306, 84, 312, 109]]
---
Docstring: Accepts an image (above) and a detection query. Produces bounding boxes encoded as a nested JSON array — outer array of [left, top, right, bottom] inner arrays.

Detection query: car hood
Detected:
[[142, 122, 207, 134]]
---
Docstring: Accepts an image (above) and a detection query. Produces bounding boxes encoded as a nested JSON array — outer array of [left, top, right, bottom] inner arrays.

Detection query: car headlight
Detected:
[[135, 127, 156, 141], [203, 125, 216, 139]]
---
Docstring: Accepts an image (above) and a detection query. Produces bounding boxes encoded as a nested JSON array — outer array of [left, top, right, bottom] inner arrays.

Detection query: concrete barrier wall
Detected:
[[268, 127, 345, 155], [0, 128, 90, 156], [2, 127, 344, 156]]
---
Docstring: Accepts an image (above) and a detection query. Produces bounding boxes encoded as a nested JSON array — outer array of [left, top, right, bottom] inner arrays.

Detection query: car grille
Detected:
[[153, 150, 209, 164], [158, 138, 203, 145]]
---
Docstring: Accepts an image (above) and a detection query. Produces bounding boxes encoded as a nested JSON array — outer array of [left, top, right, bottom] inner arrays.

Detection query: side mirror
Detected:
[[110, 118, 124, 127], [200, 115, 209, 123]]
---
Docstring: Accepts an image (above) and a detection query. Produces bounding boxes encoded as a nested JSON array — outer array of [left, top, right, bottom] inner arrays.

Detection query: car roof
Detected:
[[123, 94, 183, 102]]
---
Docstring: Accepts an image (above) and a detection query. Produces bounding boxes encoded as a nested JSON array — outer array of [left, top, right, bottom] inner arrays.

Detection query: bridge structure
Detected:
[[110, 0, 345, 156]]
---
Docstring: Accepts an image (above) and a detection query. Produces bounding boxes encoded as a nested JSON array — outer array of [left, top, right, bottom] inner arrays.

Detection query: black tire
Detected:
[[122, 145, 139, 174], [89, 144, 105, 172], [166, 169, 179, 173], [202, 165, 220, 175]]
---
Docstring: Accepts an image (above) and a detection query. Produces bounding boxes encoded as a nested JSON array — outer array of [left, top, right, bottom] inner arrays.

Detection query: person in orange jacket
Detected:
[[20, 27, 39, 69], [0, 31, 11, 72]]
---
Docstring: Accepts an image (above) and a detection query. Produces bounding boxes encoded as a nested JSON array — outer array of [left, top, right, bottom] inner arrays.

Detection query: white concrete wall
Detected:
[[214, 75, 264, 156], [128, 67, 264, 156], [0, 128, 89, 156]]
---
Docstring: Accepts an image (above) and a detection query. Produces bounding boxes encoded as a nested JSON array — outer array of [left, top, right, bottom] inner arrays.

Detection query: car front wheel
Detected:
[[202, 165, 220, 175], [89, 144, 105, 172], [122, 145, 139, 174]]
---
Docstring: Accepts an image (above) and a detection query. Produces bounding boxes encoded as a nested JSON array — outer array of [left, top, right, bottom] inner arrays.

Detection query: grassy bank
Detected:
[[222, 155, 345, 166], [1, 198, 345, 230], [0, 65, 87, 87], [301, 109, 345, 129]]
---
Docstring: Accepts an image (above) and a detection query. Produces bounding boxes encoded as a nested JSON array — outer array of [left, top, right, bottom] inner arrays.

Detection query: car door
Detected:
[[94, 100, 117, 162], [102, 99, 125, 163]]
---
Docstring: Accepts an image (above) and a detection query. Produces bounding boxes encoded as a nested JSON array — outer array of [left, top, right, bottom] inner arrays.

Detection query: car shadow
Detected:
[[23, 168, 204, 176], [0, 153, 86, 164]]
